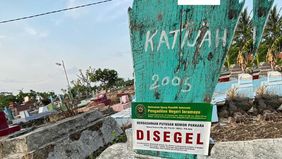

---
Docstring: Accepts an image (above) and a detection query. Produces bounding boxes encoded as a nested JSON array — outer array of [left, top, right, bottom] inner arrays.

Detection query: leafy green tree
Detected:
[[227, 8, 252, 68], [70, 79, 91, 98], [264, 6, 282, 46], [0, 94, 18, 109], [114, 78, 126, 89], [234, 8, 252, 47], [257, 6, 282, 64], [89, 68, 118, 91], [125, 79, 134, 86]]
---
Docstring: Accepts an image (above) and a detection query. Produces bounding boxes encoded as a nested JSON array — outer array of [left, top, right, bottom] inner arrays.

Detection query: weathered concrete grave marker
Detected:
[[232, 73, 254, 98], [129, 0, 244, 158], [129, 0, 244, 103], [262, 71, 282, 96]]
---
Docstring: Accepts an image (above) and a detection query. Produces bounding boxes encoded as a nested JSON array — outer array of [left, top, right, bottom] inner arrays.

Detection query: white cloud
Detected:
[[24, 26, 49, 38], [0, 35, 7, 48], [25, 27, 37, 35], [0, 35, 7, 39]]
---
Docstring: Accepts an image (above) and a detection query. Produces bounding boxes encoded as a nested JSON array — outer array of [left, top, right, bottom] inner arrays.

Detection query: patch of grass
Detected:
[[256, 85, 267, 96], [227, 87, 238, 100]]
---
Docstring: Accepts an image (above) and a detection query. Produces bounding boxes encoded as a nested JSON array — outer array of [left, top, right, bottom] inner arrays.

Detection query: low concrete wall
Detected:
[[0, 110, 123, 159], [203, 138, 282, 159]]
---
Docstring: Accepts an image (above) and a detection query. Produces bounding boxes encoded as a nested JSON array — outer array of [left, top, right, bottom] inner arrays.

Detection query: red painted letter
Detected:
[[196, 133, 203, 145], [153, 131, 160, 142], [147, 130, 150, 141], [164, 131, 170, 142], [137, 130, 144, 140], [186, 133, 193, 144], [174, 132, 182, 143]]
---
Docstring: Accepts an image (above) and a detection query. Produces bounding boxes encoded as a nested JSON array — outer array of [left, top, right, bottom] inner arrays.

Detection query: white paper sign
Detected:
[[132, 119, 211, 155]]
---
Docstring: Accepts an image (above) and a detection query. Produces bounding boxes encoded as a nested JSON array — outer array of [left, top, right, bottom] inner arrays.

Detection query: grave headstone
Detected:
[[232, 74, 254, 98], [117, 93, 130, 104], [129, 0, 244, 158], [38, 106, 49, 114], [3, 107, 14, 121], [261, 71, 282, 96], [19, 110, 30, 119], [129, 0, 273, 158], [0, 111, 21, 137], [0, 112, 9, 130]]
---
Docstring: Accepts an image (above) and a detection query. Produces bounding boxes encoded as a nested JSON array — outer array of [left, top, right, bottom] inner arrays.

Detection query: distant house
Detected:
[[9, 100, 34, 117]]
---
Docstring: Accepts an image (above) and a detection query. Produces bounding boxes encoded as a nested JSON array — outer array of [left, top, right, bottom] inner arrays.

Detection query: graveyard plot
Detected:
[[211, 115, 282, 142]]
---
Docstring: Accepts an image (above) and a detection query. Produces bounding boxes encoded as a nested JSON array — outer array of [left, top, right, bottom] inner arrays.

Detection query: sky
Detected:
[[0, 0, 281, 94]]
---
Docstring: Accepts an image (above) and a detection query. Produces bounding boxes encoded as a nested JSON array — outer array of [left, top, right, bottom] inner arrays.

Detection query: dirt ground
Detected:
[[211, 113, 282, 142]]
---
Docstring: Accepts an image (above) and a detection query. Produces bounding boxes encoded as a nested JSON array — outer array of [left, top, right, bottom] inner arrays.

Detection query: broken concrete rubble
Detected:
[[0, 110, 123, 159]]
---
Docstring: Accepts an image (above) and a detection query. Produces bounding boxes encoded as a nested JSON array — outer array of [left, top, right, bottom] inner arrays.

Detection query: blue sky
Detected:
[[0, 0, 281, 94], [0, 0, 133, 93]]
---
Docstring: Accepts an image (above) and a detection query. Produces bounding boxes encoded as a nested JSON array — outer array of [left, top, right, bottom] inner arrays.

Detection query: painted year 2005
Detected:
[[150, 74, 192, 92]]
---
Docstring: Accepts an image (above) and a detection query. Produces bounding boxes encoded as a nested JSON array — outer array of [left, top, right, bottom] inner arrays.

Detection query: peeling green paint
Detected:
[[129, 0, 244, 158]]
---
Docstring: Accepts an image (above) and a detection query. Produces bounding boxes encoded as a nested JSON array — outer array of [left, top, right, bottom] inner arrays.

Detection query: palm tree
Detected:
[[264, 6, 282, 46], [234, 8, 253, 48], [226, 8, 252, 68], [260, 6, 282, 66]]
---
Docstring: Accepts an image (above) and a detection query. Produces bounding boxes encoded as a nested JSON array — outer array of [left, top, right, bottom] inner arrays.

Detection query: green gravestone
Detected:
[[253, 0, 274, 54], [129, 0, 244, 158]]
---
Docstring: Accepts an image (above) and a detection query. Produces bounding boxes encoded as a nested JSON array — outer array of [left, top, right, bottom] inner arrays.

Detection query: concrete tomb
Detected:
[[19, 110, 30, 119], [38, 106, 49, 114], [261, 71, 282, 96], [117, 93, 130, 104], [0, 111, 21, 137], [3, 107, 14, 121], [232, 74, 254, 98]]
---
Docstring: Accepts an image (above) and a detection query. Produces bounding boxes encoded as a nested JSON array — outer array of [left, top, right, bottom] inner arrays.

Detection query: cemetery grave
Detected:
[[1, 0, 282, 158], [0, 111, 21, 137], [211, 117, 282, 142], [211, 71, 282, 142]]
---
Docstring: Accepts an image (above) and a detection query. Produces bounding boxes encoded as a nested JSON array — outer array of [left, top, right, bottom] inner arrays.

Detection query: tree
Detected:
[[0, 94, 18, 109], [114, 78, 126, 89], [256, 6, 282, 65], [234, 8, 252, 47], [70, 79, 91, 98], [69, 67, 99, 98], [264, 6, 282, 46], [227, 8, 252, 68], [89, 68, 118, 91]]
